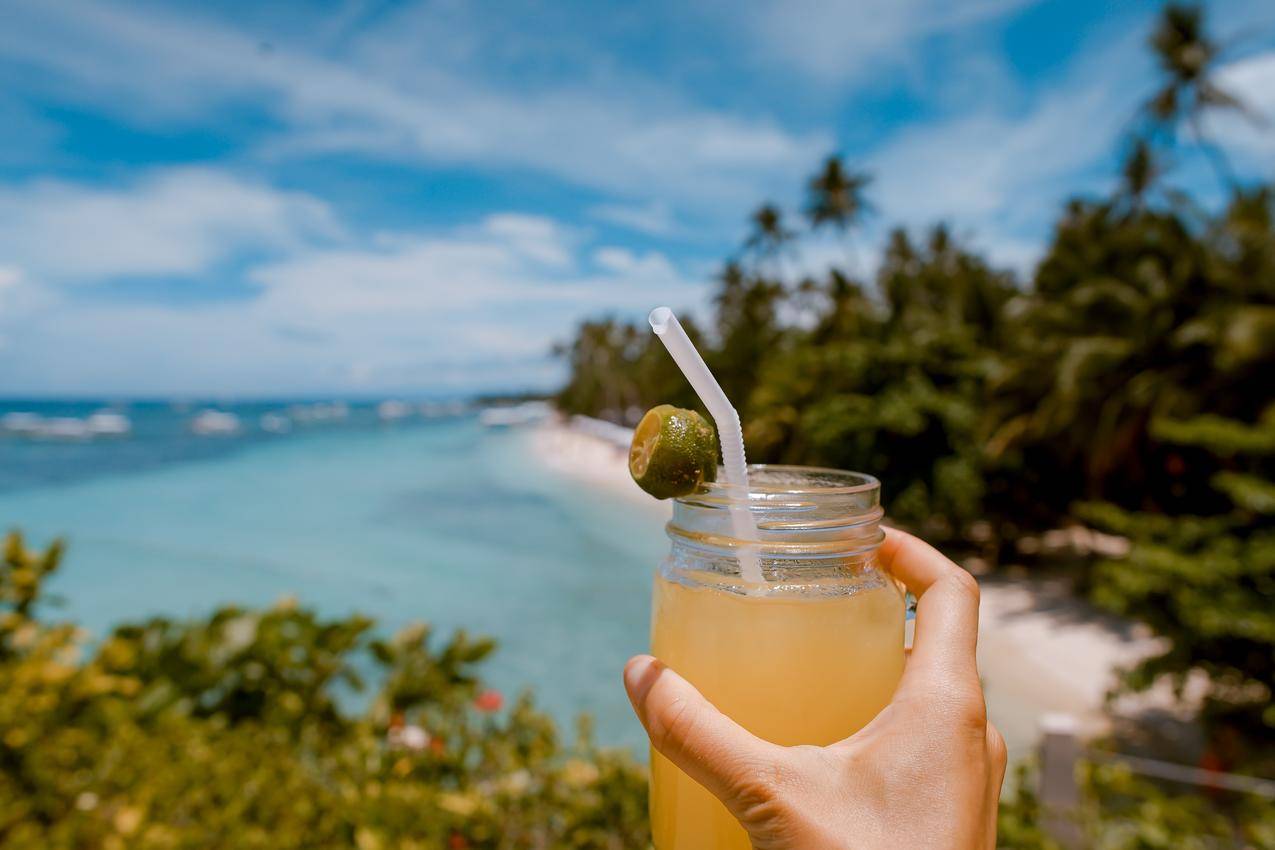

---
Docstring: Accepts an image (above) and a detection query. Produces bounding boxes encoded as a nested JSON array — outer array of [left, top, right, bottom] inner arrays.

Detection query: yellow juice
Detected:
[[649, 571, 905, 850]]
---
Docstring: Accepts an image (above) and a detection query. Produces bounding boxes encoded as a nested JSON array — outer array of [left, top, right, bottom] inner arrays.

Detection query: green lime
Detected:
[[629, 405, 719, 499]]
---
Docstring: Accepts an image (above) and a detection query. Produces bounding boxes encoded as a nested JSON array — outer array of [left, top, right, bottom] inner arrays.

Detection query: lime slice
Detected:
[[629, 405, 719, 499]]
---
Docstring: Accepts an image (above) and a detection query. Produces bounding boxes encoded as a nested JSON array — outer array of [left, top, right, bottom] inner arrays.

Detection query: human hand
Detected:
[[624, 527, 1007, 850]]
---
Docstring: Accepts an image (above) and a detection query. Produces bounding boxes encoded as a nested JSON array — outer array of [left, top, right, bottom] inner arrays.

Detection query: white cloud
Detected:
[[591, 246, 682, 280], [734, 0, 1038, 82], [0, 203, 708, 395], [1211, 52, 1275, 162], [592, 247, 640, 274], [250, 216, 692, 323], [870, 86, 1118, 226], [589, 201, 677, 236], [0, 168, 339, 283], [853, 27, 1150, 271], [0, 0, 827, 213], [0, 155, 708, 394], [482, 214, 577, 269], [0, 265, 55, 317]]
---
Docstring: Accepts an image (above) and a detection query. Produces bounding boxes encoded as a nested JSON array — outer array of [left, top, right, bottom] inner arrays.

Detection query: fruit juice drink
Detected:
[[649, 466, 905, 850]]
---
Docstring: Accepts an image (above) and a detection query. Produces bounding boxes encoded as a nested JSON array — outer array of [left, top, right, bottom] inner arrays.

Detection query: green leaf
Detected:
[[1213, 471, 1275, 514]]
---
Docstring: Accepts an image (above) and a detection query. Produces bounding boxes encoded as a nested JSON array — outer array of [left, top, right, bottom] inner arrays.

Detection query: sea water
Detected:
[[0, 401, 663, 749]]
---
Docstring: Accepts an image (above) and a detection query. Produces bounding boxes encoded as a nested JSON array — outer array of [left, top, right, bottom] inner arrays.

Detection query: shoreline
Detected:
[[523, 413, 666, 514], [521, 413, 1169, 762]]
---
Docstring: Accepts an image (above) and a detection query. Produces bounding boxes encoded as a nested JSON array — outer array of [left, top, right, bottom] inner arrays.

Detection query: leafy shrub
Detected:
[[0, 531, 648, 849], [998, 760, 1275, 850]]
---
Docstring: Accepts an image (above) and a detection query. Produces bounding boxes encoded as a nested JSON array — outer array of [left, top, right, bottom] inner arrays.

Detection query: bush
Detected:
[[997, 760, 1275, 850], [0, 531, 648, 849]]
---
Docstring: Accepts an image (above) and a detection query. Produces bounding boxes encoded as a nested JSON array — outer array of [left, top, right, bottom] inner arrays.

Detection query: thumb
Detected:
[[624, 655, 778, 808]]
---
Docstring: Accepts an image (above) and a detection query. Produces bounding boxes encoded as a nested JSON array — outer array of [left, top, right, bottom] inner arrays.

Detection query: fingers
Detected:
[[624, 655, 777, 805], [879, 527, 981, 684]]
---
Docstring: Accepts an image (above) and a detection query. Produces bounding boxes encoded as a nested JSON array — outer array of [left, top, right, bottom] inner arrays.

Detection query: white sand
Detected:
[[975, 579, 1165, 761], [526, 415, 665, 515], [524, 415, 1165, 762]]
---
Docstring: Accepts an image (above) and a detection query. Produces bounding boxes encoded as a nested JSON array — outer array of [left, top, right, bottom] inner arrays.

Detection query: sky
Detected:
[[0, 0, 1272, 398]]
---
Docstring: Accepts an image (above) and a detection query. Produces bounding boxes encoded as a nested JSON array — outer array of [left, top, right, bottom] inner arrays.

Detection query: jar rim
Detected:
[[668, 464, 883, 560], [677, 464, 880, 506]]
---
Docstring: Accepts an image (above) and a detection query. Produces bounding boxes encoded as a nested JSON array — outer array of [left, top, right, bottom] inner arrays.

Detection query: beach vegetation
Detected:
[[0, 531, 648, 849]]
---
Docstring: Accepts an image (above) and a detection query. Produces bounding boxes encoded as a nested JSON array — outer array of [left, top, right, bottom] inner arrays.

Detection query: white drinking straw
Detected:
[[648, 307, 764, 586]]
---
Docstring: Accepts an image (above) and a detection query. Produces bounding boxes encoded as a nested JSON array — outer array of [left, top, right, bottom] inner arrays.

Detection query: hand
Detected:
[[623, 527, 1007, 850]]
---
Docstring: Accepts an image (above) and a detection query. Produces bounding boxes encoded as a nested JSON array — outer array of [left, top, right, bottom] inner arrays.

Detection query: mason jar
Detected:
[[649, 465, 905, 850]]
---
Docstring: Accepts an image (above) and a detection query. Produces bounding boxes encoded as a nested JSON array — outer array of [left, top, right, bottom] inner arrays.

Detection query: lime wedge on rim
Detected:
[[629, 405, 719, 499]]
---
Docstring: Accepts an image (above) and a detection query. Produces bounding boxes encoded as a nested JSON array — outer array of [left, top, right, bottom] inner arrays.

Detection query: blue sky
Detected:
[[1, 0, 1272, 397]]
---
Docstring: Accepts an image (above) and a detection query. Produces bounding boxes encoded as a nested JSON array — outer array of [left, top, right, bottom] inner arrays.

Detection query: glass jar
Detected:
[[649, 465, 905, 850]]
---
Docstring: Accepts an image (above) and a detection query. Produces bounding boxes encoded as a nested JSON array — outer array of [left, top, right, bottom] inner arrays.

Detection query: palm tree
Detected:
[[711, 261, 784, 406], [1119, 138, 1160, 211], [1144, 3, 1248, 186], [984, 190, 1274, 512], [743, 203, 793, 260], [805, 157, 872, 234], [553, 318, 641, 420]]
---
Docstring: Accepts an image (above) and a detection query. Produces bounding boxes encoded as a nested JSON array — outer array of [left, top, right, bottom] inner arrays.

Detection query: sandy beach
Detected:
[[526, 414, 1167, 763]]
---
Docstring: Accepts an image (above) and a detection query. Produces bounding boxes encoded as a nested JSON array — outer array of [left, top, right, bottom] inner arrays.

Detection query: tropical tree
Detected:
[[1142, 3, 1249, 185], [555, 316, 705, 424], [554, 318, 639, 421], [986, 188, 1274, 522], [709, 261, 786, 409], [805, 156, 872, 234], [808, 269, 877, 345], [1077, 402, 1275, 774], [746, 226, 1013, 533], [879, 225, 1016, 347], [742, 202, 794, 264], [1117, 138, 1160, 211]]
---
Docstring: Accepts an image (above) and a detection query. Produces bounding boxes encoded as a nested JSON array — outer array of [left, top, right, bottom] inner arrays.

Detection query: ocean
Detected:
[[0, 400, 665, 750]]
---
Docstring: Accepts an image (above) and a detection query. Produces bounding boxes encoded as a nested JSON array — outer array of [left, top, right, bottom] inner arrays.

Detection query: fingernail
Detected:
[[623, 655, 661, 715]]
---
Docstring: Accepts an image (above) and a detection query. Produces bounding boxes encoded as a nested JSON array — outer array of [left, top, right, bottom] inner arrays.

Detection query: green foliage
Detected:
[[1151, 413, 1275, 457], [996, 186, 1275, 769], [0, 531, 648, 849], [998, 761, 1275, 849], [988, 191, 1275, 519], [996, 764, 1061, 850], [554, 316, 706, 425], [710, 261, 787, 407], [805, 157, 871, 233], [557, 198, 1013, 533], [96, 603, 375, 729], [556, 161, 1274, 543], [1076, 404, 1275, 760], [745, 227, 1008, 532], [1, 531, 63, 647]]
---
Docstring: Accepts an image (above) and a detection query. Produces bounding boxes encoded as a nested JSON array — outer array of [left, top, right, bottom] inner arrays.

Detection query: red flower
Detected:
[[448, 833, 469, 849], [473, 689, 504, 713]]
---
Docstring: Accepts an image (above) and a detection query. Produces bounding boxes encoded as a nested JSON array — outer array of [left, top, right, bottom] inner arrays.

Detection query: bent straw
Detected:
[[648, 307, 763, 586]]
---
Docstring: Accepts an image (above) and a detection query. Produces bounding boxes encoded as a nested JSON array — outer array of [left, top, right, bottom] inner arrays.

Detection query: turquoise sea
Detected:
[[0, 401, 665, 750]]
